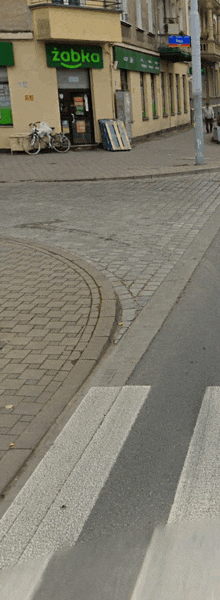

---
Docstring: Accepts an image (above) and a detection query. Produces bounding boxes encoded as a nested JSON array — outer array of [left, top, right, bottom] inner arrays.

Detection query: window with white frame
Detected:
[[121, 0, 129, 23], [136, 0, 143, 29], [147, 0, 154, 33]]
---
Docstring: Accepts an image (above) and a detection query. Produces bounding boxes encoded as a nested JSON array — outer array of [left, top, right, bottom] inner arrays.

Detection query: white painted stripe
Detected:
[[168, 386, 220, 524], [0, 554, 52, 600], [0, 386, 150, 569], [130, 520, 220, 600], [20, 386, 150, 561], [130, 526, 164, 600], [0, 386, 120, 568], [130, 386, 220, 600]]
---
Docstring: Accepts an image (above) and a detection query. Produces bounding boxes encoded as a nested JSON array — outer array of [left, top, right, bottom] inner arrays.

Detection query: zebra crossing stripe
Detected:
[[0, 386, 150, 569], [168, 386, 220, 524], [130, 387, 220, 600]]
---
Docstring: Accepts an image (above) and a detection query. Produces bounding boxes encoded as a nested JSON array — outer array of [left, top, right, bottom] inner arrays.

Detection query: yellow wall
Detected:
[[32, 6, 122, 44], [1, 39, 60, 149], [120, 61, 190, 139], [90, 44, 114, 143], [0, 38, 190, 150], [0, 39, 115, 149]]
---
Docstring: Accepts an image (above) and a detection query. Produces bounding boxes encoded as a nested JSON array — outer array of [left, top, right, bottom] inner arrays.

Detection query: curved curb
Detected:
[[0, 238, 118, 497]]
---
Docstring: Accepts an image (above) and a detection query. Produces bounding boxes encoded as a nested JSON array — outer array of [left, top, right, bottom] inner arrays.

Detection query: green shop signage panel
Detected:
[[114, 46, 160, 73], [0, 42, 14, 67], [46, 44, 103, 69]]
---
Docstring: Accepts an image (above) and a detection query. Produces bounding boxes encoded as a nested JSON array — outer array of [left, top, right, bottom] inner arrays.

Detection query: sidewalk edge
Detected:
[[0, 239, 118, 501], [1, 164, 220, 184]]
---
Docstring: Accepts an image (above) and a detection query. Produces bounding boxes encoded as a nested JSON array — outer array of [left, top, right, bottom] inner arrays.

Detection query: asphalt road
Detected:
[[29, 221, 220, 599]]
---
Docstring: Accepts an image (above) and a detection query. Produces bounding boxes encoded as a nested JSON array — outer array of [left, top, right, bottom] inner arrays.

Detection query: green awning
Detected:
[[0, 42, 14, 67], [159, 47, 191, 63]]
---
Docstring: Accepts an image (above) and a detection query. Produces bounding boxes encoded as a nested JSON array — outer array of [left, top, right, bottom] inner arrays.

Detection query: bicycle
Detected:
[[23, 122, 71, 155]]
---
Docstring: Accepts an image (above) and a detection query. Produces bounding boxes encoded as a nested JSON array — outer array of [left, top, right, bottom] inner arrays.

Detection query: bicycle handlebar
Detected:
[[29, 122, 41, 127]]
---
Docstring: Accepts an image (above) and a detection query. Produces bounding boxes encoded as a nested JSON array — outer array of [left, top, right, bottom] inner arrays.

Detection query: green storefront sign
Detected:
[[0, 42, 14, 67], [46, 44, 103, 69], [114, 46, 160, 74]]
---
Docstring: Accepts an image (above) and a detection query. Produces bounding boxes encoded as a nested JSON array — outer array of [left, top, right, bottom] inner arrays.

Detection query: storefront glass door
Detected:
[[58, 90, 94, 145]]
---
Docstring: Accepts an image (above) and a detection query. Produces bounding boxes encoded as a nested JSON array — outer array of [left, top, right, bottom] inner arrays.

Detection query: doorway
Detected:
[[58, 89, 94, 145]]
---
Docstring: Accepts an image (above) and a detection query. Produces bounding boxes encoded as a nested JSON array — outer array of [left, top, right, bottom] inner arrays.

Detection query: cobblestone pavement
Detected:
[[0, 127, 220, 183], [0, 238, 116, 493], [1, 173, 220, 343]]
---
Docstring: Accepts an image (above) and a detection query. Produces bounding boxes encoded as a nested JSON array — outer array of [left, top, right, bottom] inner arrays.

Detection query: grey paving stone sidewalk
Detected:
[[0, 127, 220, 183], [0, 239, 116, 494]]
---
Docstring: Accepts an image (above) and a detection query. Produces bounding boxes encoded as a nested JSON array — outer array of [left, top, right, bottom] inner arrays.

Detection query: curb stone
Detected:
[[0, 238, 118, 497], [0, 164, 219, 183]]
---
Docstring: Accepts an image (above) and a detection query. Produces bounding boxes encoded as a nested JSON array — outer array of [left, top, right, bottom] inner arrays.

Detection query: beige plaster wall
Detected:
[[0, 39, 116, 149], [127, 61, 190, 139], [0, 39, 61, 149], [90, 44, 114, 143], [0, 39, 191, 150], [32, 7, 122, 44], [0, 0, 33, 32]]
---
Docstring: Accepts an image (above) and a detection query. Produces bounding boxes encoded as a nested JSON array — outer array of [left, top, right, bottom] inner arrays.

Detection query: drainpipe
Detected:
[[191, 0, 204, 164]]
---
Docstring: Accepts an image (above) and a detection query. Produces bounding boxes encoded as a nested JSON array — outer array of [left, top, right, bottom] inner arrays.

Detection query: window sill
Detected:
[[171, 112, 175, 116], [163, 114, 169, 118], [148, 31, 156, 37], [136, 27, 145, 32], [153, 115, 159, 119], [142, 116, 149, 121], [177, 111, 182, 115], [121, 20, 132, 27]]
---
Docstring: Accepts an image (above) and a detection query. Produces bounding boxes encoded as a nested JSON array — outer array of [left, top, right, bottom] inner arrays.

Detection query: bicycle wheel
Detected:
[[52, 134, 70, 153], [23, 135, 40, 155]]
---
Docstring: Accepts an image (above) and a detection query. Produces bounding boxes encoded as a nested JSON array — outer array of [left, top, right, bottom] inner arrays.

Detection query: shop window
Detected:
[[0, 68, 13, 126], [121, 0, 129, 22], [120, 69, 129, 91], [140, 72, 147, 119], [147, 0, 154, 33], [169, 73, 174, 115], [151, 73, 157, 117], [182, 74, 187, 113], [176, 74, 181, 113], [136, 0, 143, 29]]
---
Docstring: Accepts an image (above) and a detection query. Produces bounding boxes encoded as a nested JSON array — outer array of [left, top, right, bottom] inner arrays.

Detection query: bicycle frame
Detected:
[[25, 122, 70, 154]]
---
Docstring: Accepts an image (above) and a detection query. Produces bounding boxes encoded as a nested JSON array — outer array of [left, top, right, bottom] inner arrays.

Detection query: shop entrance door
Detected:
[[58, 90, 94, 145]]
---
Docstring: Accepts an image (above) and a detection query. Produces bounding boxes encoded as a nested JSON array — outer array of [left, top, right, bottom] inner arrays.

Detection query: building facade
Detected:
[[197, 0, 220, 114], [0, 0, 191, 150]]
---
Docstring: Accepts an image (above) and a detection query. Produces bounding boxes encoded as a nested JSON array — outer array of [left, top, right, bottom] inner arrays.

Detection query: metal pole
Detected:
[[191, 0, 204, 164]]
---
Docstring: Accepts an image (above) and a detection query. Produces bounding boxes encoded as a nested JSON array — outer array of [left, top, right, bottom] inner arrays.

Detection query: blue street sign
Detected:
[[168, 36, 191, 47]]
